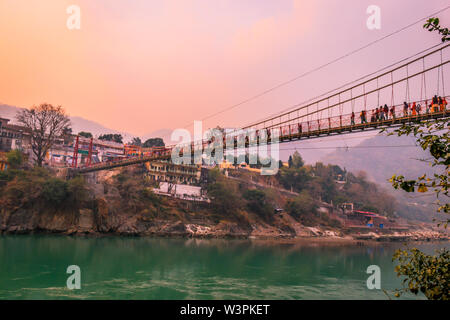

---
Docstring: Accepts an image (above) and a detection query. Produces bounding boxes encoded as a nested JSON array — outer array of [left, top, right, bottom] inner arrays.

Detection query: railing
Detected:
[[70, 97, 449, 174]]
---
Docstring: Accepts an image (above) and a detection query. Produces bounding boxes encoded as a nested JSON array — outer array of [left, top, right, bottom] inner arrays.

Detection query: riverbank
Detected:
[[1, 216, 448, 243]]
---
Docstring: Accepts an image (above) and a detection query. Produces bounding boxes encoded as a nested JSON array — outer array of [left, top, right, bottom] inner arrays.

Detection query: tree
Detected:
[[278, 165, 310, 192], [289, 151, 304, 168], [143, 138, 165, 148], [62, 127, 73, 144], [130, 137, 142, 146], [393, 248, 449, 300], [207, 168, 243, 216], [78, 131, 93, 138], [389, 119, 449, 218], [389, 19, 449, 300], [98, 133, 123, 144], [424, 18, 449, 42], [16, 103, 71, 167]]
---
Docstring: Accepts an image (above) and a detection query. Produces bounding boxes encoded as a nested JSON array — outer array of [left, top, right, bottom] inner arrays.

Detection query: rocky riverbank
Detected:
[[1, 204, 448, 242]]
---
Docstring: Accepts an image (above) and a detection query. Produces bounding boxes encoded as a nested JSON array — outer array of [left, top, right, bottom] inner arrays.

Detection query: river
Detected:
[[0, 235, 447, 299]]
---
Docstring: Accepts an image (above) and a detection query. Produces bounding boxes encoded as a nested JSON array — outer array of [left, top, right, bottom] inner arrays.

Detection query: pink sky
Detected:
[[0, 0, 449, 138]]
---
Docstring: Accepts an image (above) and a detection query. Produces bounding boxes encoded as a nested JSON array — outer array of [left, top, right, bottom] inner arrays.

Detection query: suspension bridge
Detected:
[[69, 44, 450, 175]]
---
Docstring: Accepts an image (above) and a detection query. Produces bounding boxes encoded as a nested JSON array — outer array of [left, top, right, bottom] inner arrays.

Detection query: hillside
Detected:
[[320, 132, 444, 222], [322, 133, 439, 183]]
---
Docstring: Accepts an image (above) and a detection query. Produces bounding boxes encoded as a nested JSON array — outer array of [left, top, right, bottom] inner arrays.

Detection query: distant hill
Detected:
[[279, 131, 374, 164], [321, 133, 438, 184]]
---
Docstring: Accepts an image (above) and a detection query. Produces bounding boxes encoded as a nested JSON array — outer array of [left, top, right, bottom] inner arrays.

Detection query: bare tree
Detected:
[[16, 103, 71, 167]]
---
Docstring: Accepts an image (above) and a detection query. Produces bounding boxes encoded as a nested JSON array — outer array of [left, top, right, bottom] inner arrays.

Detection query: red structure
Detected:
[[86, 138, 93, 167], [71, 135, 79, 168]]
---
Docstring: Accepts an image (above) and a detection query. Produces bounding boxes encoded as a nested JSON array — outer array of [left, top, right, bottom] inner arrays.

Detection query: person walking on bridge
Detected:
[[411, 102, 417, 116], [403, 102, 409, 117], [390, 105, 396, 119], [438, 96, 445, 112], [351, 112, 355, 125], [370, 110, 375, 122], [383, 104, 389, 119], [432, 95, 439, 113]]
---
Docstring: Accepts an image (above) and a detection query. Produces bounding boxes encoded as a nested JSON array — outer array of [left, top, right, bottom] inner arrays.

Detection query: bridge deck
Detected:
[[71, 109, 449, 174]]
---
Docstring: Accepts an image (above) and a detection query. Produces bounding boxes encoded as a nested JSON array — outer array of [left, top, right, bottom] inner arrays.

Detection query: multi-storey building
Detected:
[[0, 117, 31, 153], [145, 161, 201, 184]]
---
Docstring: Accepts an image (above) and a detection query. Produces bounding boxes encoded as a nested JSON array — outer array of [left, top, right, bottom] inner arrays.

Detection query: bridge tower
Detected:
[[71, 135, 79, 168], [86, 137, 93, 167]]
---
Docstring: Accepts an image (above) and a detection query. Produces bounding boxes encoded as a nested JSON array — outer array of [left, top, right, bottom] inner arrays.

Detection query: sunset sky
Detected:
[[0, 0, 449, 139]]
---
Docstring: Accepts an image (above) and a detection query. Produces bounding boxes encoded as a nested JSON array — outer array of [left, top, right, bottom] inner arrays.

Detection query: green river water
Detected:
[[0, 235, 447, 299]]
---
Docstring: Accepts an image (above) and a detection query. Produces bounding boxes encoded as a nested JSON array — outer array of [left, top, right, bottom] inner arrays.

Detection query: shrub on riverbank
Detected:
[[113, 167, 163, 213], [285, 190, 318, 226], [243, 189, 274, 223], [0, 167, 89, 212]]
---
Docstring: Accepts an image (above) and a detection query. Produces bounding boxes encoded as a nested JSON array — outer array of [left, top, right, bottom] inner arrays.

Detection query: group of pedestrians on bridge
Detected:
[[349, 95, 447, 126]]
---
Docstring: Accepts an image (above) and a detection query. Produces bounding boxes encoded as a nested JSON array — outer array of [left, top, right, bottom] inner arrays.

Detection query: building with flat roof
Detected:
[[145, 161, 201, 185], [0, 117, 31, 153]]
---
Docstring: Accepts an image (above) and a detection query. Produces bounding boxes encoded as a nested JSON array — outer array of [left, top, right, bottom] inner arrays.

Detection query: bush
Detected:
[[0, 168, 49, 209], [243, 189, 273, 222], [329, 218, 342, 228], [42, 178, 69, 206], [67, 176, 89, 207], [285, 190, 317, 225], [114, 168, 162, 211], [6, 150, 23, 169]]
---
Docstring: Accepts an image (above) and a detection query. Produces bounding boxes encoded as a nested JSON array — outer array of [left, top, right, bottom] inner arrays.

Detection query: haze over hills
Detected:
[[320, 133, 439, 184], [0, 103, 172, 144], [279, 131, 378, 164], [319, 132, 443, 222]]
